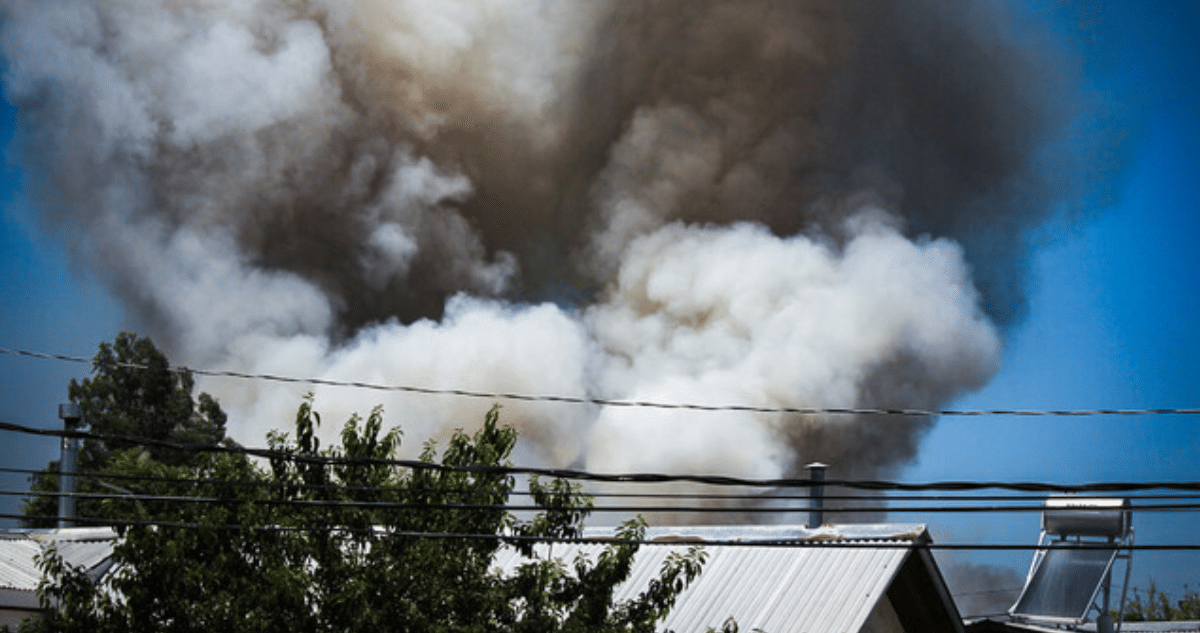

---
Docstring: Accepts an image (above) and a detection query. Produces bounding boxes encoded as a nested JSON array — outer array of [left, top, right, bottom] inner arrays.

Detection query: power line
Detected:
[[7, 488, 1200, 515], [2, 418, 1199, 493], [6, 513, 1196, 550], [4, 346, 1199, 418], [10, 466, 1200, 504], [952, 588, 1023, 598]]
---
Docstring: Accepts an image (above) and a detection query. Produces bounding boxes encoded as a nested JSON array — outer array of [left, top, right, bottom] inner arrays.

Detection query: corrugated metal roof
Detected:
[[2, 524, 937, 632], [493, 524, 928, 633], [0, 535, 43, 592], [0, 528, 117, 595], [39, 529, 117, 576], [1106, 623, 1200, 633], [968, 617, 1200, 633]]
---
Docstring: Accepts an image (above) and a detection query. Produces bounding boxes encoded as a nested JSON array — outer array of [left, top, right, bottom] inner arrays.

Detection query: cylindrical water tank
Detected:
[[1042, 497, 1130, 538]]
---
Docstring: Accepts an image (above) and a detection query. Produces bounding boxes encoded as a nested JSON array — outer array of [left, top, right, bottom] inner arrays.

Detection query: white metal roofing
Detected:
[[0, 524, 938, 632], [968, 617, 1200, 633], [492, 523, 930, 633], [1106, 623, 1200, 633], [0, 535, 43, 594], [0, 528, 117, 595]]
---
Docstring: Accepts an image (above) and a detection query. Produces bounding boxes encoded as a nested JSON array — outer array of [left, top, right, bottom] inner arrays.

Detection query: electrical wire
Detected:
[[3, 418, 1199, 493], [6, 512, 1195, 550], [7, 488, 1200, 515], [10, 466, 1200, 504], [10, 466, 1200, 503], [6, 350, 1198, 566], [951, 588, 1023, 598], [4, 346, 1199, 418]]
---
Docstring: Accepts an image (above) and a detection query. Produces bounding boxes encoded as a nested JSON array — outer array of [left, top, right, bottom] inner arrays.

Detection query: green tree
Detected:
[[19, 401, 706, 633], [1123, 582, 1200, 622], [22, 332, 229, 528]]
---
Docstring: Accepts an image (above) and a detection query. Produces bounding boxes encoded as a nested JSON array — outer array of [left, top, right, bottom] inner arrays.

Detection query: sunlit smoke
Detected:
[[1, 0, 1103, 494]]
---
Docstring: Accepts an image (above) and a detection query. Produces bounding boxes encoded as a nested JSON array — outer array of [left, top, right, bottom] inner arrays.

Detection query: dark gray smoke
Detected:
[[941, 558, 1026, 618], [0, 0, 1106, 482]]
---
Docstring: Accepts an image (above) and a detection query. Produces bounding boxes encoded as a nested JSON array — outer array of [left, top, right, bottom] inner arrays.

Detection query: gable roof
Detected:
[[1, 524, 965, 632], [0, 528, 117, 611], [493, 524, 964, 633]]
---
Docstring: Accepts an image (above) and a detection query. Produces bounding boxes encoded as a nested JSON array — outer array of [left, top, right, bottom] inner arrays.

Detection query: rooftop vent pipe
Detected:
[[57, 402, 82, 529], [807, 462, 827, 529]]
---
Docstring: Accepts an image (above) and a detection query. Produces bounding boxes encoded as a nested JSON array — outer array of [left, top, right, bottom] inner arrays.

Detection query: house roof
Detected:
[[0, 528, 117, 609], [493, 523, 962, 633], [967, 617, 1200, 633], [1, 524, 963, 632]]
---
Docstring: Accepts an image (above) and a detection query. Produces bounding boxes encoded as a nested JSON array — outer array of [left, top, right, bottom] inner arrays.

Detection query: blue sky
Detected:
[[901, 0, 1200, 598], [1, 0, 1197, 605]]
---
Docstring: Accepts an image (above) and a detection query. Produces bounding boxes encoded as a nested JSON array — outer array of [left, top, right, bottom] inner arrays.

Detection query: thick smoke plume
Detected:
[[941, 558, 1026, 619], [2, 0, 1095, 490]]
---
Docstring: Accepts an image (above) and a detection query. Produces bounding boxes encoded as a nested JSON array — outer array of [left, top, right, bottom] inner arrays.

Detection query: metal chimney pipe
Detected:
[[807, 462, 827, 529], [57, 403, 82, 529]]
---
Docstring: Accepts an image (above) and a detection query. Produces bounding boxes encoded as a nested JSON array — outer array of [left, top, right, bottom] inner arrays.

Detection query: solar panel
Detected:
[[1011, 541, 1118, 621]]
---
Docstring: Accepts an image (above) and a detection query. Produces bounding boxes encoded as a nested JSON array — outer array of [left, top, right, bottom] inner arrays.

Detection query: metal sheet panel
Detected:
[[6, 525, 925, 632], [0, 528, 117, 594], [43, 533, 118, 576], [1011, 542, 1116, 621], [0, 537, 44, 592], [493, 524, 924, 633], [1101, 623, 1200, 633]]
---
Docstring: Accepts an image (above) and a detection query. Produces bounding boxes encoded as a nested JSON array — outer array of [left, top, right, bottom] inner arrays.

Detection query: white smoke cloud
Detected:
[[583, 213, 999, 476], [213, 295, 596, 466], [1, 0, 1091, 488], [162, 19, 332, 146], [125, 224, 334, 364], [586, 105, 726, 276], [203, 209, 999, 482], [315, 0, 594, 144]]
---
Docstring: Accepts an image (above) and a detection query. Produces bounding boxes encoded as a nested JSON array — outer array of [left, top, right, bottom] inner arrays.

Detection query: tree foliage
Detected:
[[22, 332, 228, 527], [1122, 582, 1200, 622], [18, 400, 705, 633]]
